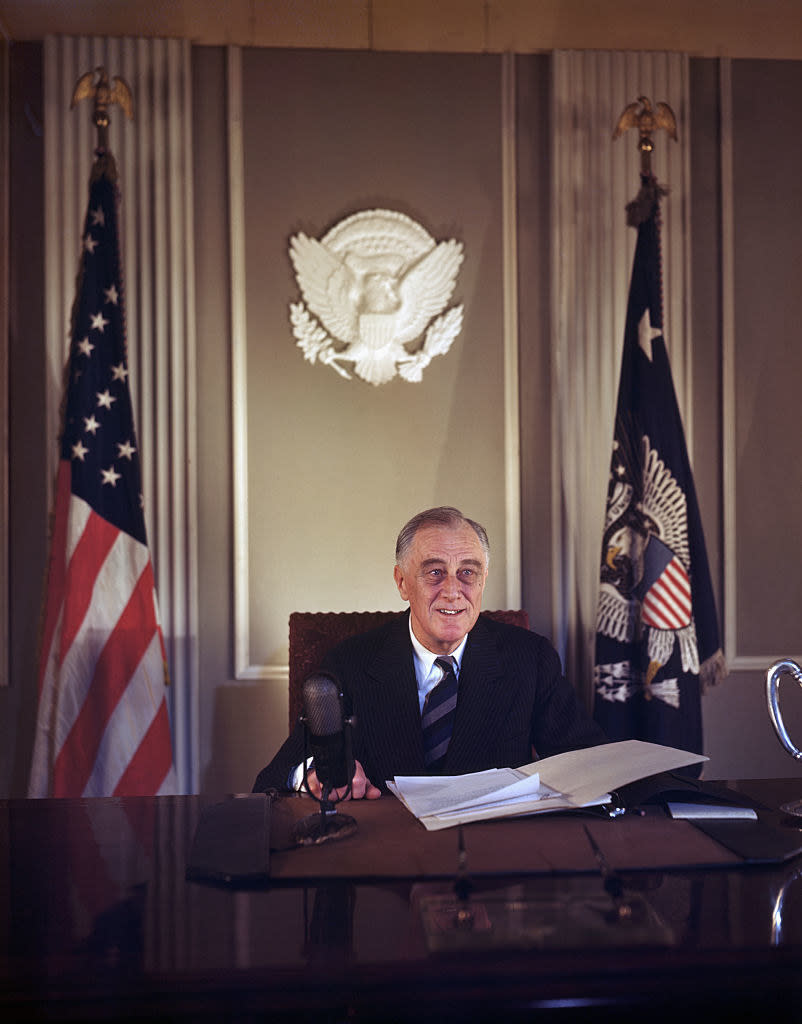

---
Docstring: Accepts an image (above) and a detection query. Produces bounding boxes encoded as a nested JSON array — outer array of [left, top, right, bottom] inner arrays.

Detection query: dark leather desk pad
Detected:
[[267, 794, 746, 880]]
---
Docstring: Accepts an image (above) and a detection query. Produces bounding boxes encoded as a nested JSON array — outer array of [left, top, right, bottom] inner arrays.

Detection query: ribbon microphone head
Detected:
[[301, 671, 351, 793]]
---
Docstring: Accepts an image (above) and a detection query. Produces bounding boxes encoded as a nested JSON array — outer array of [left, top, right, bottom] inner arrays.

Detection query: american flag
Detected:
[[29, 154, 177, 797], [593, 178, 725, 759]]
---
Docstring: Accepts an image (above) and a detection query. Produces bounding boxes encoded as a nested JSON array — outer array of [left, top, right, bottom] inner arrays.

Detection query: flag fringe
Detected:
[[700, 648, 728, 693]]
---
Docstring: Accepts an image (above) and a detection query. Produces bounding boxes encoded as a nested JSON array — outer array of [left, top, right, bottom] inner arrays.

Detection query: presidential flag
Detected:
[[593, 180, 725, 758], [29, 151, 177, 797]]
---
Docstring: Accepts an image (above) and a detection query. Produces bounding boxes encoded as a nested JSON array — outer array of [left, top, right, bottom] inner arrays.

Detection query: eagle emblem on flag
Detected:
[[596, 432, 700, 706]]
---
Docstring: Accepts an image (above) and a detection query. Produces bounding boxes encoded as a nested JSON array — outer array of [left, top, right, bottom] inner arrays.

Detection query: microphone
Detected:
[[303, 672, 352, 792], [293, 672, 358, 846]]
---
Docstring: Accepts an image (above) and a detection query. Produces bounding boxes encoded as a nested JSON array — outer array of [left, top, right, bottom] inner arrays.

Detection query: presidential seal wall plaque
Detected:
[[289, 209, 464, 386]]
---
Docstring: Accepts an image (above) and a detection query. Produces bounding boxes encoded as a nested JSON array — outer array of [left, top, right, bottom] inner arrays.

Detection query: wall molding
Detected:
[[719, 57, 801, 671], [227, 46, 260, 681], [0, 38, 8, 687], [228, 46, 290, 684], [501, 52, 522, 610]]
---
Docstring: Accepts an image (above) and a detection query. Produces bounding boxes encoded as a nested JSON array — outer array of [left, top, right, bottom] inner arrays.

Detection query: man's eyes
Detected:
[[425, 568, 476, 579]]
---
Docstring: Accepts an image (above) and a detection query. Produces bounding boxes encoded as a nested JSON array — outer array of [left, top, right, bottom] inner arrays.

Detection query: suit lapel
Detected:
[[358, 614, 508, 777], [445, 616, 506, 771], [363, 613, 427, 774]]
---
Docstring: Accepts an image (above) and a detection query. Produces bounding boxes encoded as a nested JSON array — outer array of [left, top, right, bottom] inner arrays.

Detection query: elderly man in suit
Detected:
[[253, 506, 605, 798]]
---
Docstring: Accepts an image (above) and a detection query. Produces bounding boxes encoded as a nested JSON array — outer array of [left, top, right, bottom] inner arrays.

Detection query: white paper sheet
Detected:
[[390, 767, 540, 818], [530, 739, 708, 807], [388, 739, 707, 831]]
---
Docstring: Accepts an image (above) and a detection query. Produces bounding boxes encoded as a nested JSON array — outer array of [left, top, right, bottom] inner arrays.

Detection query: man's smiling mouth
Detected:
[[437, 609, 462, 615]]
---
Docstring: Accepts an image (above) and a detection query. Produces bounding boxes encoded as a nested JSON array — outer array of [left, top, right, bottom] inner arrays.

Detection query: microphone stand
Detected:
[[293, 713, 359, 846]]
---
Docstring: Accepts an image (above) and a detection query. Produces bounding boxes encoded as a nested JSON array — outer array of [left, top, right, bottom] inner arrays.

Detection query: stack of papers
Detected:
[[388, 739, 707, 831], [388, 769, 611, 829]]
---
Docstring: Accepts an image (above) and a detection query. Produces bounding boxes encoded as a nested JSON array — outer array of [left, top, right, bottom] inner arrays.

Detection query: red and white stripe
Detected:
[[641, 555, 692, 631], [29, 461, 176, 797]]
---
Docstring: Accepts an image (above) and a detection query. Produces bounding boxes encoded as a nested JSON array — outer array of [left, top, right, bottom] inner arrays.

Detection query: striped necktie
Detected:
[[422, 656, 459, 769]]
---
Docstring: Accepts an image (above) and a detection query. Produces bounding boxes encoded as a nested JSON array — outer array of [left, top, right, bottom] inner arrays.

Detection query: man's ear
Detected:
[[393, 564, 408, 601]]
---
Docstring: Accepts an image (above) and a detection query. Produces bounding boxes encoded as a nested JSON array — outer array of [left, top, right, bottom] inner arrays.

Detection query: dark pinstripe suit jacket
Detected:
[[252, 611, 606, 793]]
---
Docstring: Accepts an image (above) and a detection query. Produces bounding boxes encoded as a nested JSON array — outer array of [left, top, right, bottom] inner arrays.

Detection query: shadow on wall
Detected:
[[203, 682, 289, 796]]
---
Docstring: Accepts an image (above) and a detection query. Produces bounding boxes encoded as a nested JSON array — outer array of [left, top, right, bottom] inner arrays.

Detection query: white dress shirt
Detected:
[[407, 616, 467, 712]]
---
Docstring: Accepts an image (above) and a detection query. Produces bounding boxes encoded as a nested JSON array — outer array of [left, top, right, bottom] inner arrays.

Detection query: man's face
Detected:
[[393, 522, 488, 656]]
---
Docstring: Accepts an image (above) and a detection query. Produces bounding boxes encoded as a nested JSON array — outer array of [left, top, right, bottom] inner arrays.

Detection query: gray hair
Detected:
[[395, 507, 490, 568]]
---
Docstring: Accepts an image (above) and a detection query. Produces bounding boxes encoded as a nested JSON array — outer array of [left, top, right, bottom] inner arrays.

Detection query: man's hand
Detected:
[[305, 759, 381, 801]]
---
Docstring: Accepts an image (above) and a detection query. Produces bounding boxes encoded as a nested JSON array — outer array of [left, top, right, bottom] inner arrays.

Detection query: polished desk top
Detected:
[[2, 779, 802, 1022]]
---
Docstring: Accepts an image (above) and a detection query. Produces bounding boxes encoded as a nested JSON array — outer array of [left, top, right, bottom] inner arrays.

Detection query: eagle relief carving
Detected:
[[288, 209, 464, 386]]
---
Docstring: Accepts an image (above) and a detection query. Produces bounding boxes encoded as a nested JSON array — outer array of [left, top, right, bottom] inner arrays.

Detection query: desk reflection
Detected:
[[2, 790, 802, 1021]]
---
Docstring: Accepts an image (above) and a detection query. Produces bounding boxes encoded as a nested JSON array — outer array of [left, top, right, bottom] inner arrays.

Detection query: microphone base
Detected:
[[293, 808, 358, 847]]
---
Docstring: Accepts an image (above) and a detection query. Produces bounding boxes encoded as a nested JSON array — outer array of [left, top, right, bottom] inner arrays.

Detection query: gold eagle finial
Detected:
[[71, 66, 134, 151], [613, 95, 677, 177]]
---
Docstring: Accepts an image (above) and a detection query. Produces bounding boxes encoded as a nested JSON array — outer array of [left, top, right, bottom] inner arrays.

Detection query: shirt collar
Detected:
[[407, 614, 468, 678]]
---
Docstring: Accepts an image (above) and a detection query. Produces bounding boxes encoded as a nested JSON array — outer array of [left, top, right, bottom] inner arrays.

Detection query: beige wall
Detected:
[[701, 58, 802, 780], [731, 60, 802, 651], [3, 0, 802, 59]]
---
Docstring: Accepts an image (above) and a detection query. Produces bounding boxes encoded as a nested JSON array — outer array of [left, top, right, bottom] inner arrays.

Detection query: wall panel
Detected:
[[230, 48, 516, 691], [711, 58, 802, 779], [724, 59, 802, 667]]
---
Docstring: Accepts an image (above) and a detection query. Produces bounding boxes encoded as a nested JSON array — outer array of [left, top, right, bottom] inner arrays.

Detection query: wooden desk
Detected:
[[1, 781, 801, 1022]]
